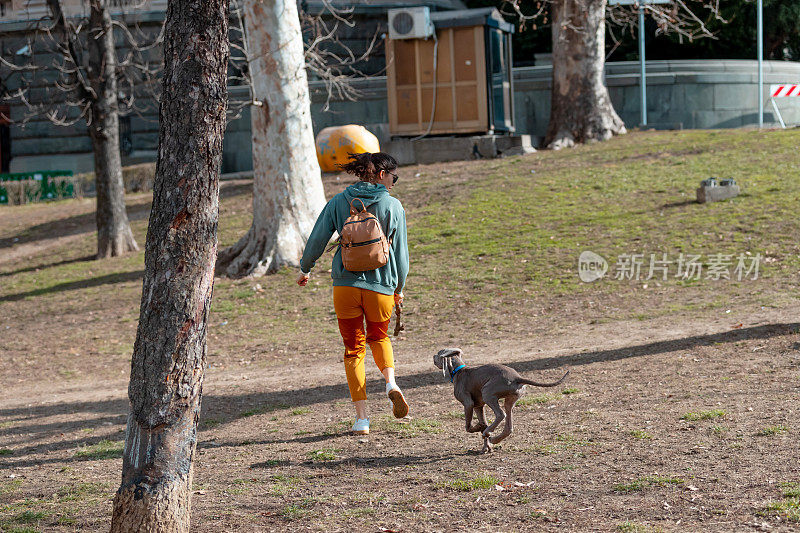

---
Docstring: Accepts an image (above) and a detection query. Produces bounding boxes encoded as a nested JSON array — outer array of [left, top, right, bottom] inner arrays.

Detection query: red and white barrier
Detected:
[[771, 84, 800, 98], [767, 84, 800, 128]]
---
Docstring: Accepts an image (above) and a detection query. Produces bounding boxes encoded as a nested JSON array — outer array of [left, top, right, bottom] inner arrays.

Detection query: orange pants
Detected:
[[333, 286, 394, 402]]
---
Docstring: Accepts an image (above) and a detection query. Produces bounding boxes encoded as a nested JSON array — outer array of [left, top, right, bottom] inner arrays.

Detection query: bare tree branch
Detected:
[[494, 0, 723, 42], [299, 0, 381, 111]]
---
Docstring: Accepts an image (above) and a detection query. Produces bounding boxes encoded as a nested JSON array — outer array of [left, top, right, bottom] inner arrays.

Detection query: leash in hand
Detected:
[[393, 301, 405, 336]]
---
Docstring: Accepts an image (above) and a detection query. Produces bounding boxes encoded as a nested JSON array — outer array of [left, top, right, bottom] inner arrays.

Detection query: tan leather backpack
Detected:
[[337, 198, 391, 272]]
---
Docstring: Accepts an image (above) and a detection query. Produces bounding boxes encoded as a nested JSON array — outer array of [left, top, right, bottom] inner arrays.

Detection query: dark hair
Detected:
[[339, 152, 398, 183]]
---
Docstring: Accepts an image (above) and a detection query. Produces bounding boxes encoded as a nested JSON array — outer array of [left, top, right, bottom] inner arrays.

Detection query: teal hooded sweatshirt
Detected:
[[300, 181, 409, 296]]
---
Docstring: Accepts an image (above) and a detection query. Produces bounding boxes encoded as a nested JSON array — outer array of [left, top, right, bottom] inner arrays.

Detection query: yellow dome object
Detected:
[[315, 125, 380, 173]]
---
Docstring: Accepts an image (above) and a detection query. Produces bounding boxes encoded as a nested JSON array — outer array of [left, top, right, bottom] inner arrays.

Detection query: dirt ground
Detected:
[[2, 138, 800, 531], [2, 304, 800, 532]]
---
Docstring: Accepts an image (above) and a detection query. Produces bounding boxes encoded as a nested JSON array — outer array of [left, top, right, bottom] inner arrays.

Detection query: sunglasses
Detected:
[[387, 171, 399, 184]]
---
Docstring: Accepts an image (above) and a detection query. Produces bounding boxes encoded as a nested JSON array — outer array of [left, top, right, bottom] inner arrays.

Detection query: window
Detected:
[[1, 105, 11, 173], [487, 29, 512, 131], [119, 115, 132, 156], [0, 0, 13, 18]]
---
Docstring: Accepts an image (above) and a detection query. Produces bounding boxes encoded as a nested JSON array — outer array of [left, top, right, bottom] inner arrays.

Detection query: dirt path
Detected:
[[1, 299, 794, 409], [2, 304, 799, 532]]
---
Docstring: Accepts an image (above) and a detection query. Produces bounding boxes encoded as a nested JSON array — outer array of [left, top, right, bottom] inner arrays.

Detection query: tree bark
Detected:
[[215, 0, 326, 278], [108, 0, 229, 526], [87, 0, 138, 258], [45, 0, 138, 257], [545, 0, 626, 149]]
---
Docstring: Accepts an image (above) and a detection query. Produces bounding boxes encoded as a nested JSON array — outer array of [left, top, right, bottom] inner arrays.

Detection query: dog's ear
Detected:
[[437, 348, 462, 359]]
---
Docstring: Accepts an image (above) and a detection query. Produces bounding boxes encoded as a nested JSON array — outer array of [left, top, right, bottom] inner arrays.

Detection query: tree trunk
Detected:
[[108, 0, 229, 526], [545, 0, 626, 149], [215, 0, 326, 278], [86, 0, 138, 258]]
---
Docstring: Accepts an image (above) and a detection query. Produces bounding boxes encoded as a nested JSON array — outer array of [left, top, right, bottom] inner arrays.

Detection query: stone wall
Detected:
[[513, 60, 800, 136], [314, 59, 800, 141]]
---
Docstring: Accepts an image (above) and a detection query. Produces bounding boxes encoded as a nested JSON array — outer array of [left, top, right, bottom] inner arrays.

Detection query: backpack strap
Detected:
[[325, 237, 340, 253], [349, 198, 367, 215]]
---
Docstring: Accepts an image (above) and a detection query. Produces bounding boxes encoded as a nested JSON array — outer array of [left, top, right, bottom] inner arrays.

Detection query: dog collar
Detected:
[[450, 364, 465, 383]]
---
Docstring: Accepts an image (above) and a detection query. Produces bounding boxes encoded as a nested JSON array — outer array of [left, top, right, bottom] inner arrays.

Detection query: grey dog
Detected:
[[433, 348, 570, 453]]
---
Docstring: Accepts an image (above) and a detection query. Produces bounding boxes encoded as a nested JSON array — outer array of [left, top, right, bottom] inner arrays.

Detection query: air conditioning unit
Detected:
[[388, 7, 434, 40]]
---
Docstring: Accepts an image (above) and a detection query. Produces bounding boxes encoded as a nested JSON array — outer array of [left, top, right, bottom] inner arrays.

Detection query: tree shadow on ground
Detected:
[[0, 254, 96, 278], [295, 451, 466, 469], [0, 432, 127, 468], [1, 321, 797, 467], [266, 433, 343, 445], [0, 269, 144, 302], [506, 321, 798, 375], [0, 200, 152, 250], [0, 181, 252, 251], [198, 432, 343, 452], [249, 459, 291, 469], [661, 199, 698, 209]]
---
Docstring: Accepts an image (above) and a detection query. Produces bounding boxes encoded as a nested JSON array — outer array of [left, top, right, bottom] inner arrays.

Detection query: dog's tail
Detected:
[[518, 370, 570, 388]]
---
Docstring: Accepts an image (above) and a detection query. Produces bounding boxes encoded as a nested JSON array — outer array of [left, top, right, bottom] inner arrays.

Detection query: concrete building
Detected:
[[0, 0, 467, 173]]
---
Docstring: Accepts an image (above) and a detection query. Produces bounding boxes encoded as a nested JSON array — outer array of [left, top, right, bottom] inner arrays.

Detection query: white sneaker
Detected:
[[386, 382, 409, 419], [352, 418, 369, 435]]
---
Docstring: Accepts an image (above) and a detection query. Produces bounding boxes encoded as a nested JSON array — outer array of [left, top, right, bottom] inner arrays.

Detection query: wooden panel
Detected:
[[448, 29, 457, 128], [414, 40, 422, 130], [455, 86, 479, 122], [421, 86, 454, 124], [417, 39, 435, 84], [388, 24, 492, 135], [391, 123, 484, 135], [414, 34, 454, 85], [473, 26, 489, 130], [394, 39, 417, 86], [453, 28, 477, 83], [437, 29, 453, 84], [396, 89, 418, 126], [386, 38, 398, 133]]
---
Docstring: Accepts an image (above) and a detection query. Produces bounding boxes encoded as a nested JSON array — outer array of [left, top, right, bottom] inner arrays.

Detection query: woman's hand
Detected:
[[394, 291, 404, 306], [297, 272, 310, 287]]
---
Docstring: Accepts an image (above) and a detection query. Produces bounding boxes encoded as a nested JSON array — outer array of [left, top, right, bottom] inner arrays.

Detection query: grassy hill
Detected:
[[1, 129, 800, 384]]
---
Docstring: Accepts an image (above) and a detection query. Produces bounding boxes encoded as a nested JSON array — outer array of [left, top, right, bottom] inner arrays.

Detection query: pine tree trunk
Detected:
[[215, 0, 326, 278], [108, 0, 229, 526], [545, 0, 626, 149], [87, 0, 138, 258]]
